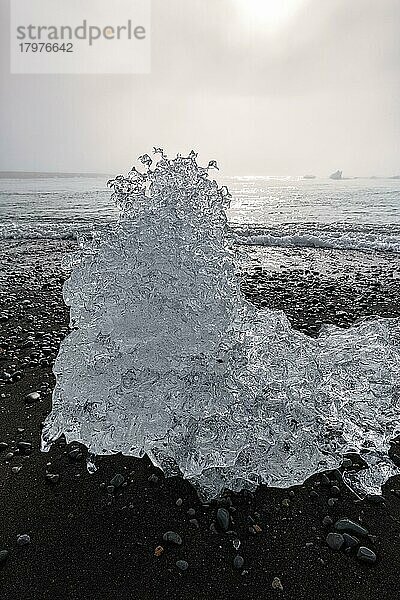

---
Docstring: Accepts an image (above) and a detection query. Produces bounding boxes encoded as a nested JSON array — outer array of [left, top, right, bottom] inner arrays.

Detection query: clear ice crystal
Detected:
[[42, 151, 400, 500]]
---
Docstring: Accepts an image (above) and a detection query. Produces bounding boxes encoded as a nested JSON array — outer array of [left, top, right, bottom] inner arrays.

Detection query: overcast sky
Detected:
[[0, 0, 399, 176]]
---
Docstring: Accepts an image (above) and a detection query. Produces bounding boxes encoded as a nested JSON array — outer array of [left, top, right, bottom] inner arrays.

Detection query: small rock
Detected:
[[272, 577, 283, 591], [17, 441, 32, 455], [11, 466, 22, 474], [233, 538, 241, 550], [282, 498, 290, 507], [331, 485, 340, 497], [189, 518, 199, 528], [176, 560, 188, 571], [357, 546, 377, 564], [154, 545, 164, 557], [110, 473, 125, 488], [326, 532, 344, 551], [68, 448, 83, 461], [24, 391, 40, 404], [309, 491, 319, 499], [334, 518, 368, 537], [106, 485, 115, 494], [0, 442, 9, 451], [322, 516, 333, 527], [343, 533, 359, 549], [5, 452, 14, 461], [233, 555, 244, 569], [187, 508, 196, 517], [0, 550, 9, 564], [148, 474, 159, 484], [163, 531, 182, 546], [45, 473, 60, 484], [342, 458, 353, 469], [175, 498, 183, 507], [216, 507, 230, 532], [327, 498, 337, 507], [16, 534, 30, 547], [366, 494, 385, 505], [321, 474, 330, 486]]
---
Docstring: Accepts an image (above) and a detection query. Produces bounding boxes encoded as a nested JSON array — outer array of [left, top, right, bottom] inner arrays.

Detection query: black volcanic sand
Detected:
[[1, 239, 400, 600]]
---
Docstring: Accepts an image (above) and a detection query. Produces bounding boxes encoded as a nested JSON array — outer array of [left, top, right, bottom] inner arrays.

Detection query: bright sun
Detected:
[[236, 0, 305, 31]]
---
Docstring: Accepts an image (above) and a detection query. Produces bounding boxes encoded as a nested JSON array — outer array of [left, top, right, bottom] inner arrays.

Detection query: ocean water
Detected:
[[0, 175, 399, 273]]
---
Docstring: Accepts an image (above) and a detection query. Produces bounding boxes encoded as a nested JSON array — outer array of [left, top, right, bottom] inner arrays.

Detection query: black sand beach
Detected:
[[1, 240, 400, 600]]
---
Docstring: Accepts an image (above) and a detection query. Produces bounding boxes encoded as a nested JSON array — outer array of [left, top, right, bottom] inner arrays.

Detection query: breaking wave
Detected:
[[2, 220, 400, 256], [233, 223, 400, 254]]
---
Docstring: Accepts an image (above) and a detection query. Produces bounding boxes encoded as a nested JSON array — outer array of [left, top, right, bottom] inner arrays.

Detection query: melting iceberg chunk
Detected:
[[42, 151, 400, 500]]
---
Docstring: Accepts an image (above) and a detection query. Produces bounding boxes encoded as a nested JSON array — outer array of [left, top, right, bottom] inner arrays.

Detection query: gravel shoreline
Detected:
[[0, 240, 399, 600]]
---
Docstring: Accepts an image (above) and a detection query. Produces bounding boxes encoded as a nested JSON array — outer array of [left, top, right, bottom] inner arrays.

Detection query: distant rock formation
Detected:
[[329, 170, 342, 180], [303, 175, 316, 179]]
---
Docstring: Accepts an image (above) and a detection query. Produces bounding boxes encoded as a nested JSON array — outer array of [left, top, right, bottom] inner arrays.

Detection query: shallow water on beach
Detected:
[[1, 174, 399, 277]]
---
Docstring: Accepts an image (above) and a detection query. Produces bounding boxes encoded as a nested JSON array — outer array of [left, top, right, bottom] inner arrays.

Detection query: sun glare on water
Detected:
[[236, 0, 305, 31]]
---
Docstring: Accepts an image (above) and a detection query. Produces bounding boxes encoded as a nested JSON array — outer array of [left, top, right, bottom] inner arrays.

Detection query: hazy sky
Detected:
[[0, 0, 399, 175]]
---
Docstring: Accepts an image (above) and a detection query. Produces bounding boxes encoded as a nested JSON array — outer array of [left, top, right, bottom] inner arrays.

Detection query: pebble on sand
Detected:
[[326, 533, 344, 551], [24, 391, 41, 404], [272, 577, 283, 591], [233, 555, 244, 569], [176, 560, 188, 571], [334, 518, 368, 537], [110, 473, 125, 488], [162, 531, 182, 546], [16, 534, 30, 547], [45, 473, 60, 484], [216, 507, 230, 532], [357, 547, 377, 564]]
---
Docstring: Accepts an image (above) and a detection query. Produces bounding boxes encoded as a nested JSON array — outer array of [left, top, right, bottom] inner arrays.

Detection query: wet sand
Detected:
[[0, 240, 399, 600]]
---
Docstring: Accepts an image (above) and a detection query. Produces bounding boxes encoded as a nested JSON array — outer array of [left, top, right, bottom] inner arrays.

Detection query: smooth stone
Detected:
[[176, 560, 188, 571], [343, 533, 359, 549], [216, 507, 230, 532], [326, 533, 344, 551], [163, 531, 182, 546], [17, 441, 32, 454], [322, 516, 333, 527], [68, 448, 83, 461], [357, 546, 377, 564], [110, 473, 125, 488], [334, 518, 368, 536], [331, 485, 341, 497], [24, 391, 40, 404], [233, 555, 245, 569], [16, 534, 30, 547], [45, 473, 60, 484]]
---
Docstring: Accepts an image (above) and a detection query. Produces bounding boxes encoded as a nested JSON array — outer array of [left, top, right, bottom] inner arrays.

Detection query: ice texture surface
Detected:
[[42, 151, 400, 500]]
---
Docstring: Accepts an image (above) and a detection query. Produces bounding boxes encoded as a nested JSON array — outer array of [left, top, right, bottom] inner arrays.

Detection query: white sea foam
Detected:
[[235, 228, 400, 253]]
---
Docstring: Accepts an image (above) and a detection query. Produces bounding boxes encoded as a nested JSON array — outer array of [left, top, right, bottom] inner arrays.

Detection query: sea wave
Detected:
[[233, 224, 400, 253], [2, 220, 400, 254]]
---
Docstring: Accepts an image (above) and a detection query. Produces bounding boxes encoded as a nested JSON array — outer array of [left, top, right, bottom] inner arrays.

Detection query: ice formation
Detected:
[[42, 150, 400, 500]]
